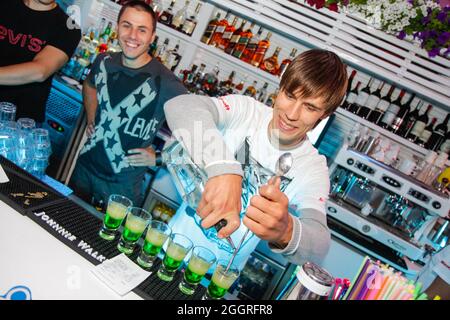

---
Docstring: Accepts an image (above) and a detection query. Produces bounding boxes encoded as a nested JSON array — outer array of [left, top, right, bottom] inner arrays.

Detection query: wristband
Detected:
[[155, 151, 163, 166]]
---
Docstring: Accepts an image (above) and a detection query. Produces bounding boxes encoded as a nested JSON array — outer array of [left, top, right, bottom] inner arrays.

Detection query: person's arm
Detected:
[[0, 45, 69, 85], [164, 94, 252, 238], [82, 80, 98, 137]]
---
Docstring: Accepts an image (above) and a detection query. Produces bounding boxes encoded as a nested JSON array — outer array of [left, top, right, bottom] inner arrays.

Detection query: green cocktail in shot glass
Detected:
[[157, 233, 193, 282], [99, 194, 132, 240], [137, 220, 172, 269], [117, 207, 151, 255], [179, 246, 216, 295], [203, 259, 240, 300]]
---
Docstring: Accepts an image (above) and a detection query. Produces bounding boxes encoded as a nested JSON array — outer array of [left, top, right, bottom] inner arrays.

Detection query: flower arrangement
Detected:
[[302, 0, 450, 58]]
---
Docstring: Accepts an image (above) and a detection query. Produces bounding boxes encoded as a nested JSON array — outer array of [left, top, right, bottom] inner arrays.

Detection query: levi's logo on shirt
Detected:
[[0, 24, 47, 53]]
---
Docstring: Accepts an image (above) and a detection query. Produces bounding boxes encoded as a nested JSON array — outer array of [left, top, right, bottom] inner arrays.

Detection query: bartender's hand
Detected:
[[197, 174, 242, 239], [125, 147, 156, 166], [244, 177, 293, 248]]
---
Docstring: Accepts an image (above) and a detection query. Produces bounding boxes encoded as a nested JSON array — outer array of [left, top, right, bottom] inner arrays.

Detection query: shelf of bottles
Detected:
[[336, 70, 450, 159]]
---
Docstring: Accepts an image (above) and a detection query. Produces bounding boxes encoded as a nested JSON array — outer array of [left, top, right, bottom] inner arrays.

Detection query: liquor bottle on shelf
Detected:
[[390, 93, 415, 134], [416, 118, 437, 148], [218, 71, 236, 95], [265, 89, 279, 107], [202, 64, 220, 96], [352, 78, 373, 116], [243, 80, 258, 98], [158, 0, 176, 26], [378, 89, 405, 129], [217, 17, 238, 50], [256, 82, 269, 103], [149, 0, 163, 18], [344, 81, 361, 113], [156, 38, 170, 63], [341, 70, 357, 109], [165, 42, 182, 71], [365, 81, 384, 120], [278, 48, 298, 77], [368, 85, 395, 124], [250, 31, 272, 67], [400, 101, 424, 138], [210, 11, 231, 47], [201, 12, 221, 44], [149, 35, 159, 57], [240, 26, 263, 63], [181, 2, 202, 36], [234, 75, 247, 92], [259, 46, 281, 75], [224, 19, 247, 55], [406, 104, 432, 142], [179, 63, 198, 83], [231, 22, 256, 59], [171, 0, 190, 30], [425, 113, 449, 151]]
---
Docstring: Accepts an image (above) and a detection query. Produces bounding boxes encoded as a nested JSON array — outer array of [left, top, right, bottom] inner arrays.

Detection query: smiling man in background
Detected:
[[0, 0, 81, 124], [69, 0, 186, 207]]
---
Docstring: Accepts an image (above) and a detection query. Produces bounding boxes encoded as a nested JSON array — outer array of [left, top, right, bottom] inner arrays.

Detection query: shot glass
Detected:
[[0, 102, 16, 122], [137, 220, 172, 269], [117, 207, 152, 254], [99, 194, 132, 240], [203, 260, 240, 300], [157, 233, 193, 282], [179, 246, 216, 295]]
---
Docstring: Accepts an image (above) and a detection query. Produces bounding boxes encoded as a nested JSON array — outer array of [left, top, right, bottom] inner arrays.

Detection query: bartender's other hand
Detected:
[[197, 174, 242, 239], [86, 122, 95, 138], [125, 147, 156, 166], [244, 177, 293, 248]]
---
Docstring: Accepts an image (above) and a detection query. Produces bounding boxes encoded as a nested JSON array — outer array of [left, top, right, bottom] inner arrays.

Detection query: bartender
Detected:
[[0, 0, 81, 124], [164, 49, 349, 271]]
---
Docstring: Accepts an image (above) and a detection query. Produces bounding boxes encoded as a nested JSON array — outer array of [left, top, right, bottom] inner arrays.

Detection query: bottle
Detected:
[[150, 0, 163, 18], [345, 81, 361, 113], [171, 0, 190, 30], [231, 22, 255, 59], [210, 12, 231, 47], [417, 118, 437, 147], [234, 75, 247, 93], [259, 46, 281, 75], [378, 89, 405, 129], [265, 89, 279, 107], [390, 93, 415, 134], [217, 17, 238, 50], [256, 82, 269, 102], [426, 113, 449, 151], [240, 26, 263, 63], [201, 12, 221, 44], [365, 81, 384, 121], [158, 0, 176, 26], [202, 64, 220, 96], [407, 104, 432, 142], [179, 63, 197, 84], [218, 71, 236, 95], [192, 63, 206, 93], [278, 48, 298, 77], [156, 38, 170, 63], [369, 85, 395, 124], [400, 101, 424, 138], [225, 19, 247, 55], [250, 31, 272, 67], [181, 2, 202, 35], [165, 42, 182, 71], [243, 80, 258, 98], [353, 78, 373, 116], [149, 35, 159, 57], [100, 21, 113, 40]]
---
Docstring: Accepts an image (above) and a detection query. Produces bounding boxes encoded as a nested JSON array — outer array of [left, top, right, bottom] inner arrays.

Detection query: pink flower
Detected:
[[328, 3, 339, 12], [315, 0, 326, 9]]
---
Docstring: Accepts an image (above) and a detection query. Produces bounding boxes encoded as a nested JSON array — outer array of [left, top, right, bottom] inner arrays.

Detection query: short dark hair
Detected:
[[117, 0, 157, 31], [280, 49, 348, 114]]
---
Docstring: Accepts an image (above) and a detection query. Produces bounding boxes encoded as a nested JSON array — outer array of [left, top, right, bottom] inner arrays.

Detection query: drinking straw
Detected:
[[331, 278, 342, 300], [344, 257, 371, 300], [415, 293, 428, 300], [364, 269, 385, 300], [412, 281, 422, 299], [356, 265, 377, 300], [339, 279, 351, 300], [373, 267, 392, 300]]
